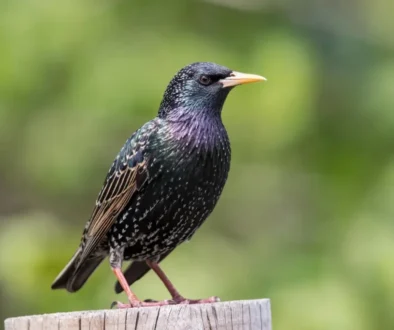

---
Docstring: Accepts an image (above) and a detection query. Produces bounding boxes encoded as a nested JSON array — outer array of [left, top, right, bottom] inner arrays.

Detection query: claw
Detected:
[[115, 299, 174, 308], [173, 296, 220, 305], [113, 296, 219, 308]]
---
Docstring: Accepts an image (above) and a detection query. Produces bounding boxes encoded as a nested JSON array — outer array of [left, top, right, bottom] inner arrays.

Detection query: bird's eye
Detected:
[[199, 75, 212, 86]]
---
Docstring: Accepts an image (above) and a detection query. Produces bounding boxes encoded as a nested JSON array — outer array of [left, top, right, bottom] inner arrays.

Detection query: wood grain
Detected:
[[4, 299, 271, 330]]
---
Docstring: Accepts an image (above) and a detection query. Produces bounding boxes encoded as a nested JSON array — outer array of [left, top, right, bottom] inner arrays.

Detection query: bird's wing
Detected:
[[77, 125, 155, 268]]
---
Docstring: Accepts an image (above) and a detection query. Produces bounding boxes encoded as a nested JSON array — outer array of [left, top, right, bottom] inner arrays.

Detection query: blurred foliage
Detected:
[[0, 0, 393, 329]]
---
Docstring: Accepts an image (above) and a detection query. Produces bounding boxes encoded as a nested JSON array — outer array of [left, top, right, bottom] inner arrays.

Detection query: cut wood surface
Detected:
[[4, 299, 271, 330]]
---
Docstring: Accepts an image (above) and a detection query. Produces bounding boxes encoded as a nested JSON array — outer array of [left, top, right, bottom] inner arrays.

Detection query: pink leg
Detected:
[[112, 268, 173, 308], [146, 261, 220, 304]]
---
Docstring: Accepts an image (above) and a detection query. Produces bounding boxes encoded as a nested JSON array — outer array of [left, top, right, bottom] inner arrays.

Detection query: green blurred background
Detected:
[[1, 0, 393, 329]]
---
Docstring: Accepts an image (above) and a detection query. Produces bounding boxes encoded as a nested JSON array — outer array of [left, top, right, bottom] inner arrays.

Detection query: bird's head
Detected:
[[159, 62, 266, 119]]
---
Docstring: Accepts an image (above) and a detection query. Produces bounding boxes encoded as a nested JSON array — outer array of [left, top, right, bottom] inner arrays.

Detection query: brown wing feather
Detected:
[[88, 163, 142, 236], [76, 122, 155, 269], [51, 121, 159, 292], [78, 160, 148, 266]]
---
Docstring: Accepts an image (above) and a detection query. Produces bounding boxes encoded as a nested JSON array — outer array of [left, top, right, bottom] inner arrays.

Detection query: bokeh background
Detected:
[[1, 0, 393, 329]]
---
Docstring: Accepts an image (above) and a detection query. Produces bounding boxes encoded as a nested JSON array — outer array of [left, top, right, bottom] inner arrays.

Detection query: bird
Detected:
[[51, 62, 266, 308]]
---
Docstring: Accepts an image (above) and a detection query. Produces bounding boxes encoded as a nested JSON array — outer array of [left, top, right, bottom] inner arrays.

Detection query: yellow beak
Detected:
[[220, 71, 267, 88]]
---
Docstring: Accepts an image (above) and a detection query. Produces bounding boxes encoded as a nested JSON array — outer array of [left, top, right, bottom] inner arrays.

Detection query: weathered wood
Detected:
[[4, 299, 271, 330]]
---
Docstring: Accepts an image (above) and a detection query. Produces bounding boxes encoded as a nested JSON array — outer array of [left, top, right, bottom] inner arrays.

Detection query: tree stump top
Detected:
[[5, 299, 271, 330]]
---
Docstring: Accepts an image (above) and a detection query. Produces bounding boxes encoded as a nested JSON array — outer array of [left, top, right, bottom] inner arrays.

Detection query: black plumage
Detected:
[[52, 62, 265, 307]]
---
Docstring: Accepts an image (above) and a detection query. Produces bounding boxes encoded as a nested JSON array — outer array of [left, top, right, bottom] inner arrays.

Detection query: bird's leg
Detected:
[[110, 250, 173, 308], [146, 260, 220, 304], [146, 260, 182, 301], [112, 267, 141, 307], [112, 268, 174, 308]]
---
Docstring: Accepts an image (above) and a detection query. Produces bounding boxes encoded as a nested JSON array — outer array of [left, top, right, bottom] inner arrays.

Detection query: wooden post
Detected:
[[4, 299, 271, 330]]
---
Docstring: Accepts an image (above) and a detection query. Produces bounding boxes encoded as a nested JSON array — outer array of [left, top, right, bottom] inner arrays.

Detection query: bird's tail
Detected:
[[51, 249, 105, 292]]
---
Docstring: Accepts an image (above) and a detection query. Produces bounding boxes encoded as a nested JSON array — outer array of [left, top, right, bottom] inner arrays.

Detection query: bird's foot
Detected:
[[171, 295, 220, 305], [112, 299, 174, 309]]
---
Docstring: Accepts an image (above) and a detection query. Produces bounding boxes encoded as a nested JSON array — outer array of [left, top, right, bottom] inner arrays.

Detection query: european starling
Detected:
[[51, 62, 265, 307]]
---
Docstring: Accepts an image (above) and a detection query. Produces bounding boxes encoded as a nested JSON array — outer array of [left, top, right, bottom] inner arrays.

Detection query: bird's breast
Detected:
[[158, 117, 231, 184], [110, 118, 232, 259]]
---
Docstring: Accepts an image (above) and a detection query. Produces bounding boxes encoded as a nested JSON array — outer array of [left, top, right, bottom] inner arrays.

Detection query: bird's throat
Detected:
[[165, 110, 227, 152]]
